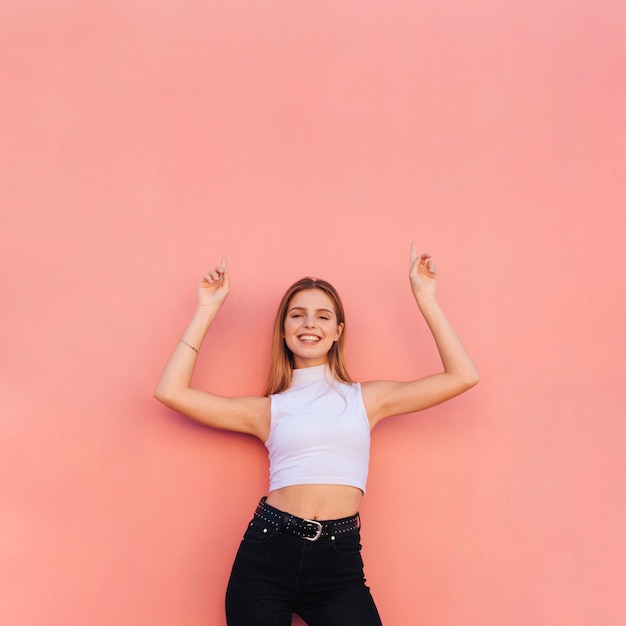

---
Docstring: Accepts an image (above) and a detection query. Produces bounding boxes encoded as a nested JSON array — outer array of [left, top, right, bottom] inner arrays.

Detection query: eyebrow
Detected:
[[288, 306, 335, 316]]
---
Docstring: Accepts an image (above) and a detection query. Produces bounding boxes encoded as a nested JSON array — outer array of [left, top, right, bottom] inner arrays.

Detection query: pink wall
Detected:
[[2, 1, 625, 625]]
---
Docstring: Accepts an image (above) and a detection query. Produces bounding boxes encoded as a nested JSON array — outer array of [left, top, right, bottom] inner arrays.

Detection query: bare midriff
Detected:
[[264, 484, 363, 520]]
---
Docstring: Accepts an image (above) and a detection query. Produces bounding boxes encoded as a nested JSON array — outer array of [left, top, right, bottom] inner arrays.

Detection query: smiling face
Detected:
[[283, 288, 344, 369]]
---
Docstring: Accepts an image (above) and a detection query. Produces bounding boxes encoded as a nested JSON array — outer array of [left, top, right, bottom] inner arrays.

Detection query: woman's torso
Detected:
[[261, 366, 371, 520]]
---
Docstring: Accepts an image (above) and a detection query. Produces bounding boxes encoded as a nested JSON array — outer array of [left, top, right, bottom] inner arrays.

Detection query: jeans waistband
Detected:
[[254, 497, 360, 542]]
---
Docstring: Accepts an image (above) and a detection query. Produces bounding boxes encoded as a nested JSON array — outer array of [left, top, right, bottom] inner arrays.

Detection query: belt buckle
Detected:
[[302, 519, 323, 542]]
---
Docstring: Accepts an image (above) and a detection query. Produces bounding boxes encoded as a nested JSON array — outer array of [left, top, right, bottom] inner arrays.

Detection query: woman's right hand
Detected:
[[198, 257, 230, 309]]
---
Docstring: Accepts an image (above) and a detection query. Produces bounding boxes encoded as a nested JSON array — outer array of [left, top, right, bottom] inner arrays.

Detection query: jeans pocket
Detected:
[[332, 531, 362, 556], [242, 518, 278, 544]]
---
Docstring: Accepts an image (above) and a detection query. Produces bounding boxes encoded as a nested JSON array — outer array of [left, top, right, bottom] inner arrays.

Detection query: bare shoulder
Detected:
[[231, 394, 272, 441], [252, 394, 272, 423], [361, 378, 435, 428], [360, 380, 397, 427]]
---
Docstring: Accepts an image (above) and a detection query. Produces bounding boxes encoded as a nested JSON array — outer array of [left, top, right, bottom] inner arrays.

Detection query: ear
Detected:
[[334, 322, 344, 341]]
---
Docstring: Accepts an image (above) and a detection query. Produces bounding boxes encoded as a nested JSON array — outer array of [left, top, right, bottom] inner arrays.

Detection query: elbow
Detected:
[[153, 388, 166, 405], [453, 366, 479, 393], [153, 383, 175, 408], [154, 377, 192, 412], [464, 368, 480, 390]]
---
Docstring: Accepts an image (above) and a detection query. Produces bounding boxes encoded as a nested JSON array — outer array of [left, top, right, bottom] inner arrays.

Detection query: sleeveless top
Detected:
[[266, 364, 371, 493]]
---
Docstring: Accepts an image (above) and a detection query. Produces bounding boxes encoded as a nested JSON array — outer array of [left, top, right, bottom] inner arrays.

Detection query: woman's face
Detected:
[[283, 289, 343, 369]]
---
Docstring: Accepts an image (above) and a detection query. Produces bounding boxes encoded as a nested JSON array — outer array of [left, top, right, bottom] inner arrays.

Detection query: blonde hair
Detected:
[[264, 278, 352, 396]]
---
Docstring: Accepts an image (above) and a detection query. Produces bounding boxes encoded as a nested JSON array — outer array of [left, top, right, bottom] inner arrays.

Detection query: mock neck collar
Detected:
[[290, 364, 331, 388]]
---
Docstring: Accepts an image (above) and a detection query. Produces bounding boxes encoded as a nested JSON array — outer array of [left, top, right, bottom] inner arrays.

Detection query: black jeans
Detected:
[[225, 502, 382, 625]]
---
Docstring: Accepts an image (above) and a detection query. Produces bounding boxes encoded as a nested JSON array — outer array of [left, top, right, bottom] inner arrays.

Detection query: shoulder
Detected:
[[215, 394, 272, 441], [247, 395, 272, 441], [359, 380, 385, 396], [359, 380, 384, 404], [359, 380, 403, 427]]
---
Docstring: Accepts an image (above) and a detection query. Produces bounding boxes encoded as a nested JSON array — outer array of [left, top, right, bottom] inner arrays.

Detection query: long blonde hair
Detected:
[[264, 278, 352, 396]]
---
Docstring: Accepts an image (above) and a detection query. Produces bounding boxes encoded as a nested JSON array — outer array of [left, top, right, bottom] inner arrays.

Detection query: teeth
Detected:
[[299, 335, 320, 342]]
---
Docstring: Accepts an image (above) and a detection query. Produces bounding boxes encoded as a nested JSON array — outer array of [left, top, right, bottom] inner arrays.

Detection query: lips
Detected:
[[297, 334, 321, 343]]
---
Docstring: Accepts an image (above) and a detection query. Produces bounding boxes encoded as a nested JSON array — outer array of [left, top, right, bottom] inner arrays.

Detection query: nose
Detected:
[[303, 315, 317, 328]]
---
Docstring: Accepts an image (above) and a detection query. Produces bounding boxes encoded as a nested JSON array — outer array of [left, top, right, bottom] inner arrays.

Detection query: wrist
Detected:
[[413, 291, 438, 310], [188, 303, 221, 330], [195, 303, 222, 316]]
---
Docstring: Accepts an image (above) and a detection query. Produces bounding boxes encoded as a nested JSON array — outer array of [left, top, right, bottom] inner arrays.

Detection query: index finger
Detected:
[[409, 241, 418, 267]]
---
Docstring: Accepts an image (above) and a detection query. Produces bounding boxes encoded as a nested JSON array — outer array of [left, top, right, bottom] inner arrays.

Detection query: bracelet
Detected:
[[180, 339, 199, 354]]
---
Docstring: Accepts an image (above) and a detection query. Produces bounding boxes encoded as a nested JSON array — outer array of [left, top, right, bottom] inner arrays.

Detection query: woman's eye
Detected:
[[319, 316, 329, 320]]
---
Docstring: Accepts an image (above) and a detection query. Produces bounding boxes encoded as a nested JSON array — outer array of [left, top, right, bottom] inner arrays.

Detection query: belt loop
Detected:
[[281, 513, 288, 531]]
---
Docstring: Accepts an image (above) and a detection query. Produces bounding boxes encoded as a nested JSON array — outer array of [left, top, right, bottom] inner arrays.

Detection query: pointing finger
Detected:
[[409, 242, 418, 269]]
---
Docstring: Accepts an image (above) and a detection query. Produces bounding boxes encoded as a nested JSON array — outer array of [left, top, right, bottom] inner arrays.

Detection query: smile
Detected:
[[298, 335, 321, 343]]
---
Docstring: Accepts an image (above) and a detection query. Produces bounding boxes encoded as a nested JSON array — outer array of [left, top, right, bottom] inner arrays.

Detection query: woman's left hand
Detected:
[[409, 242, 437, 297]]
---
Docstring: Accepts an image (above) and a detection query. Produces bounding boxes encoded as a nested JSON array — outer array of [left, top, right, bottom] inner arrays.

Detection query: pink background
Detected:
[[2, 1, 625, 625]]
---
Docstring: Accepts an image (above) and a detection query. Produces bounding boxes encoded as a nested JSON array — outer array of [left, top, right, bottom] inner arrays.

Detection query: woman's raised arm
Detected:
[[154, 258, 269, 440], [362, 243, 479, 427]]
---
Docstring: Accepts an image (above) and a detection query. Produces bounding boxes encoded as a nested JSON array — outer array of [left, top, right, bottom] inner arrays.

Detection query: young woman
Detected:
[[154, 243, 479, 626]]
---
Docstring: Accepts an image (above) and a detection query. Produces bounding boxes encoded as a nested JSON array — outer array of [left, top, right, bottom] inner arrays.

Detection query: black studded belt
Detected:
[[254, 497, 360, 542]]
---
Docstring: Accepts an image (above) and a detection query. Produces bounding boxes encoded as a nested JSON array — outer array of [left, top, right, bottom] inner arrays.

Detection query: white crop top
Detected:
[[266, 364, 371, 493]]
